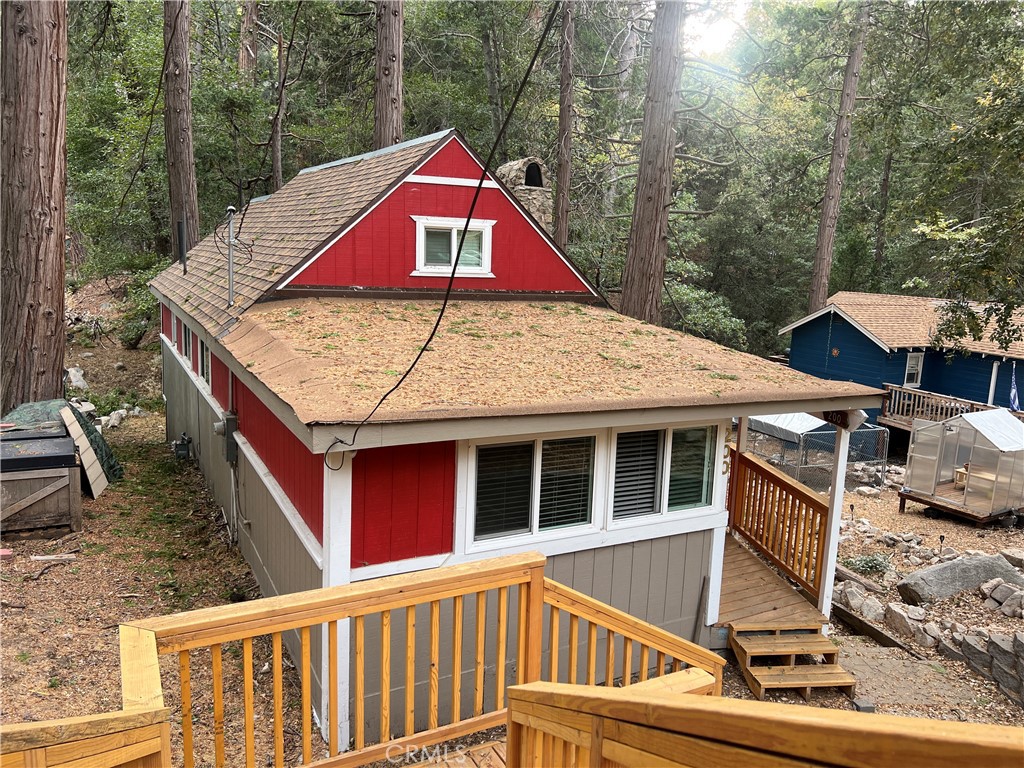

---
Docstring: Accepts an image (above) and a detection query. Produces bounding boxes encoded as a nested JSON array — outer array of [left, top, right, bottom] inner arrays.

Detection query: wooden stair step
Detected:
[[743, 664, 857, 702], [728, 619, 824, 633], [732, 633, 840, 659]]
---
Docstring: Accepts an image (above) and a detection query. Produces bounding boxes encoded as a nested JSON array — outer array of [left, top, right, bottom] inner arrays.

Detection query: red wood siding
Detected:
[[191, 332, 200, 373], [233, 378, 324, 542], [161, 304, 172, 338], [210, 353, 230, 408], [351, 442, 456, 567], [416, 139, 482, 179], [175, 318, 183, 353], [290, 181, 589, 293]]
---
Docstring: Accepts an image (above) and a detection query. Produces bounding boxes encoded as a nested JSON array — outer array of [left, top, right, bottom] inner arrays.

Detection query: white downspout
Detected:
[[987, 360, 1001, 405]]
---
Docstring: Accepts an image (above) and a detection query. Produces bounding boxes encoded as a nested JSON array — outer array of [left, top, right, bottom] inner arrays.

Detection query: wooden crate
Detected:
[[1, 463, 83, 537]]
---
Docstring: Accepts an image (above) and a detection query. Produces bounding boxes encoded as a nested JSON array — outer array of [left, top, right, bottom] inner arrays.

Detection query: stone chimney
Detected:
[[495, 157, 553, 233]]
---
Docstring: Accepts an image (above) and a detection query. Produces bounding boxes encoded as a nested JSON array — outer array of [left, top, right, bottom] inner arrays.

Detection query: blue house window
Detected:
[[905, 353, 924, 388]]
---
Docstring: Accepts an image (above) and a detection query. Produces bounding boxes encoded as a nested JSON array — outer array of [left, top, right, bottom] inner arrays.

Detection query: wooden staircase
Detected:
[[729, 622, 857, 701]]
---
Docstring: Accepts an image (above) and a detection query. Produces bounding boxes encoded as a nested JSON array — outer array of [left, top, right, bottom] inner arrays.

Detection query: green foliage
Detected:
[[841, 552, 892, 575], [63, 0, 1023, 358]]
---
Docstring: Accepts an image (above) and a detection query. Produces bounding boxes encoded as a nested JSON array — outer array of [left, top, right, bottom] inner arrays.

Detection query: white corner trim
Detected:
[[406, 174, 499, 189], [321, 452, 351, 748], [351, 553, 452, 582], [234, 433, 323, 568], [705, 526, 725, 625]]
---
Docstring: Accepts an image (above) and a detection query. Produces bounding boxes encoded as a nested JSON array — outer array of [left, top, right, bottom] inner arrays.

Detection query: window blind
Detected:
[[458, 230, 483, 267], [539, 437, 594, 530], [613, 430, 662, 519], [474, 443, 533, 538], [424, 229, 451, 266], [667, 427, 716, 511]]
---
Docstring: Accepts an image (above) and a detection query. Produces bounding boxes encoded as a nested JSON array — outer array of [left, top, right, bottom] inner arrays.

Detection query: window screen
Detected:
[[667, 427, 716, 511], [424, 229, 451, 266], [539, 437, 594, 529], [613, 430, 662, 519], [475, 443, 533, 538]]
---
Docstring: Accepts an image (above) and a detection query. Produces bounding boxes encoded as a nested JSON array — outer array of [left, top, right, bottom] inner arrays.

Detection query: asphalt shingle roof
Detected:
[[150, 131, 453, 338], [825, 292, 1024, 358]]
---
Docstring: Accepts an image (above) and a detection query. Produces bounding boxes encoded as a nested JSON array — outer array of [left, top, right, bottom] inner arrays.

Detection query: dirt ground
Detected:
[[0, 413, 312, 766]]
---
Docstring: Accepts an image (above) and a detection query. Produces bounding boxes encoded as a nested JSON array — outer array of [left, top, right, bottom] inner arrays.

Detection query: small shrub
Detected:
[[841, 552, 891, 575]]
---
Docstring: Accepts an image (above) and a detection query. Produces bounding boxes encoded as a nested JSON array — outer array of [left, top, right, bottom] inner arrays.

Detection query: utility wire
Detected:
[[325, 0, 563, 469]]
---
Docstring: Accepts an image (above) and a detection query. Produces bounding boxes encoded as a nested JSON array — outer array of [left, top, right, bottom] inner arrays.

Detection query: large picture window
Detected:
[[474, 436, 595, 540], [411, 215, 495, 277]]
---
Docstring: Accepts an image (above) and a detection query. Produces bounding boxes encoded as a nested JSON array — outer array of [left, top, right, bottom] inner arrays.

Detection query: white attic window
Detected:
[[410, 215, 496, 278]]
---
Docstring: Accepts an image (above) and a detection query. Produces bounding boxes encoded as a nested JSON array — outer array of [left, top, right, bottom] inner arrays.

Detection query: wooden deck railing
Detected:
[[110, 552, 722, 768], [881, 383, 1004, 427], [0, 707, 171, 768], [542, 579, 723, 694], [728, 447, 828, 602], [506, 680, 1024, 767]]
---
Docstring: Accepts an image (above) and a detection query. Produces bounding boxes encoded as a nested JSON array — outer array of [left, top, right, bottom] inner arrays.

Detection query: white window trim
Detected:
[[410, 215, 496, 278], [904, 352, 924, 388], [199, 341, 212, 388], [605, 424, 720, 530], [182, 323, 193, 360], [458, 421, 728, 559]]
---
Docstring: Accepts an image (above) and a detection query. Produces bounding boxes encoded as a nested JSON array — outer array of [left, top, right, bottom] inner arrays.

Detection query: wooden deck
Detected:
[[421, 740, 506, 767], [716, 535, 826, 630]]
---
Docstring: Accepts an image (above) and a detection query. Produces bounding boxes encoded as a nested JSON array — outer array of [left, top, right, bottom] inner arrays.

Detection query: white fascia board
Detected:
[[778, 305, 892, 353], [278, 134, 598, 297], [308, 395, 884, 452]]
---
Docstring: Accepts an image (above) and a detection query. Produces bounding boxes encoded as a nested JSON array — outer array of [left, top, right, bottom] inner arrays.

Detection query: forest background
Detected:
[[65, 0, 1024, 357]]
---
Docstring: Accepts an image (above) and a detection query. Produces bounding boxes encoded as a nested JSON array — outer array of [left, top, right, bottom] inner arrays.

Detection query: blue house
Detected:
[[779, 292, 1023, 430]]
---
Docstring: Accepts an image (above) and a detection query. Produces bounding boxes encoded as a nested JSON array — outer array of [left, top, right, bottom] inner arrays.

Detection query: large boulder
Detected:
[[896, 554, 1024, 606]]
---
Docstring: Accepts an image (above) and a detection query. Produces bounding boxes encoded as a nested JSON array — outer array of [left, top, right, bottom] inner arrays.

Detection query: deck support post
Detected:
[[736, 416, 749, 452], [818, 426, 851, 620]]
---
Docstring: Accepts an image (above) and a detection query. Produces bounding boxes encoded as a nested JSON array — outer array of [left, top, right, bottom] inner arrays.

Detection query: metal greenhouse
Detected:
[[901, 408, 1024, 522]]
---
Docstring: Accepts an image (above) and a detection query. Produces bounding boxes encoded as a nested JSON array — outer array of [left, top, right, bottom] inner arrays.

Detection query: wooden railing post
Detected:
[[524, 562, 546, 684], [119, 624, 164, 709]]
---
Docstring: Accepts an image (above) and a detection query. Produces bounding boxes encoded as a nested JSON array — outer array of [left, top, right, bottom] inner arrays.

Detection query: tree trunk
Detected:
[[554, 0, 574, 250], [481, 24, 507, 164], [164, 0, 200, 260], [873, 147, 893, 268], [238, 0, 258, 81], [372, 0, 403, 149], [808, 1, 870, 313], [1, 0, 68, 413], [619, 1, 685, 325], [603, 8, 639, 215], [271, 32, 287, 192]]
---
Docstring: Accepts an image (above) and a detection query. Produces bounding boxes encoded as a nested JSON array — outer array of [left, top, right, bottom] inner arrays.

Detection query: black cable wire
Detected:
[[324, 0, 563, 469]]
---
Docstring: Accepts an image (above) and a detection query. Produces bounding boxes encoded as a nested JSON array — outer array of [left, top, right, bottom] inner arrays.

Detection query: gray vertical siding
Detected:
[[161, 345, 232, 510], [348, 529, 713, 743], [162, 344, 324, 703]]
